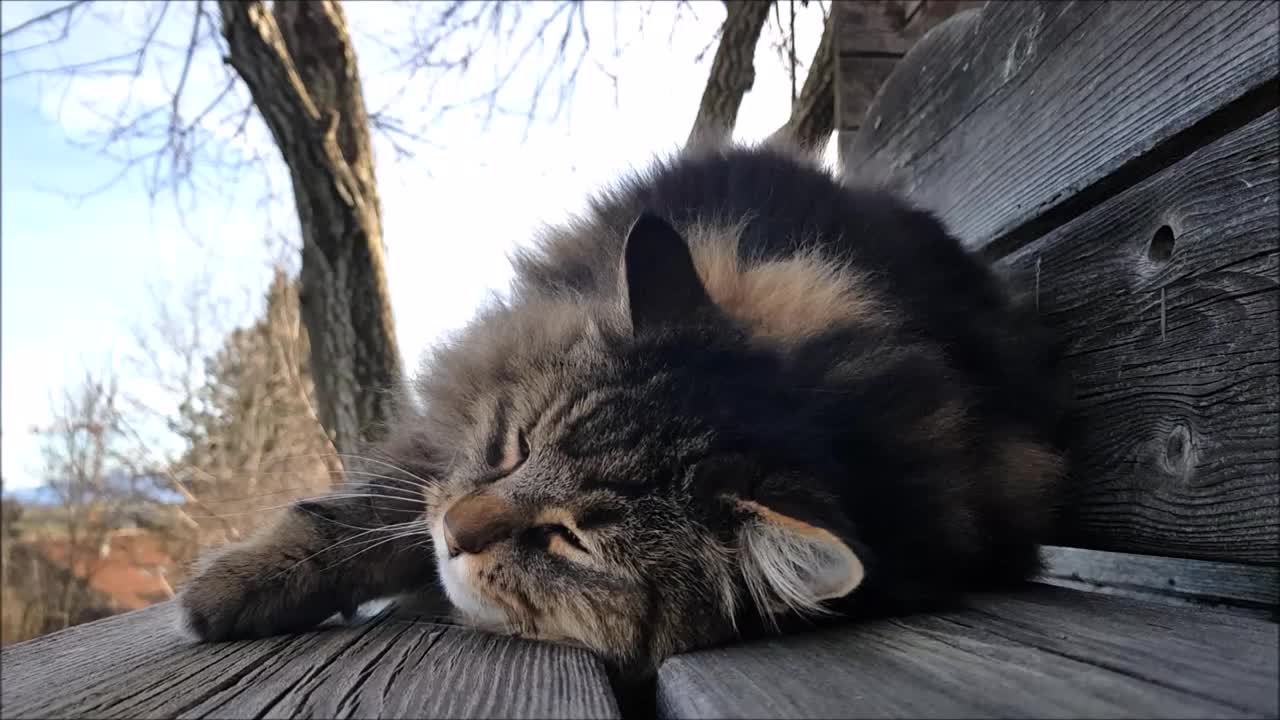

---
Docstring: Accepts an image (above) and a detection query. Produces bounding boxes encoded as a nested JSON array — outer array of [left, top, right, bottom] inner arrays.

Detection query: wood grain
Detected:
[[835, 1, 985, 58], [995, 111, 1279, 564], [843, 1, 1279, 252], [834, 1, 983, 133], [1039, 546, 1279, 612], [841, 1, 1072, 178], [0, 603, 620, 719], [656, 585, 1279, 719], [835, 55, 900, 133]]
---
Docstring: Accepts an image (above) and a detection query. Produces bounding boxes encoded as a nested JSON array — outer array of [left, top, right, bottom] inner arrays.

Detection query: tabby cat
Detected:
[[179, 142, 1072, 678]]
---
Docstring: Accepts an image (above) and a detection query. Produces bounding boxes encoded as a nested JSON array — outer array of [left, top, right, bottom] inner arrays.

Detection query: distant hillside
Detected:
[[3, 486, 58, 505], [2, 480, 185, 506]]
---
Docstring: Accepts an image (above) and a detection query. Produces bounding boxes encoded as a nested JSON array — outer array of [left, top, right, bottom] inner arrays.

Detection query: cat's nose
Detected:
[[443, 490, 524, 556]]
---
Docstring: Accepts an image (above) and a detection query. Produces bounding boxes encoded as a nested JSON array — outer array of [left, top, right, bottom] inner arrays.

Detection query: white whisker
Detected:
[[317, 527, 435, 573], [267, 520, 430, 581]]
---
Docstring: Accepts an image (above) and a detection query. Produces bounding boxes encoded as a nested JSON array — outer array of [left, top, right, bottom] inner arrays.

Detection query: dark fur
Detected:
[[180, 143, 1072, 678]]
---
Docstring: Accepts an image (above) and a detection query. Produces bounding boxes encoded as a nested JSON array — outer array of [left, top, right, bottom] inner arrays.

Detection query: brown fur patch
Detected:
[[682, 223, 887, 343], [533, 507, 579, 531], [992, 437, 1065, 538], [738, 499, 829, 539], [914, 399, 971, 453]]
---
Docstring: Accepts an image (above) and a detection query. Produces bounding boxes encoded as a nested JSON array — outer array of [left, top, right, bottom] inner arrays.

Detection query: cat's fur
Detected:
[[179, 142, 1072, 678]]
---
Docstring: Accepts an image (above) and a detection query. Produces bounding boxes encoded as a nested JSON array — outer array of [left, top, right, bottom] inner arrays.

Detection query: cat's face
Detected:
[[416, 214, 866, 675]]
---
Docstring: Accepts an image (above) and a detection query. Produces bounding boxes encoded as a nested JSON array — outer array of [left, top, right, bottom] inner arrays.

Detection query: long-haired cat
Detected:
[[178, 142, 1072, 678]]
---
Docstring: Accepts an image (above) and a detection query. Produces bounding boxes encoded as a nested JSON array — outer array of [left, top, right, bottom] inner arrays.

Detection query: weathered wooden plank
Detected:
[[901, 0, 986, 36], [0, 602, 620, 719], [834, 1, 983, 134], [843, 1, 1079, 171], [837, 1, 987, 173], [835, 1, 912, 57], [844, 1, 1279, 253], [835, 1, 984, 57], [958, 586, 1280, 706], [994, 110, 1279, 564], [656, 586, 1279, 719], [1039, 546, 1280, 612], [835, 55, 900, 133]]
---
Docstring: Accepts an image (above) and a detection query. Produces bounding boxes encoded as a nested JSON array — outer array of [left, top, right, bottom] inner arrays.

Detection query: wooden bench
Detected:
[[660, 2, 1280, 717], [2, 2, 1276, 718]]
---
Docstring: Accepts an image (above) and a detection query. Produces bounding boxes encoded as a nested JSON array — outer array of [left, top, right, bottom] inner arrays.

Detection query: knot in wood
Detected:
[[1149, 225, 1176, 262], [1157, 422, 1198, 482]]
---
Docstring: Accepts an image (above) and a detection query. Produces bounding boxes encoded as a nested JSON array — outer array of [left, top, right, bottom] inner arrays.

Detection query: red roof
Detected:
[[33, 530, 176, 610]]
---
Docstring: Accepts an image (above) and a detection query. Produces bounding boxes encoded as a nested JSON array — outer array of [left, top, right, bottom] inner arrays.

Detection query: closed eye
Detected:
[[487, 427, 531, 478], [517, 428, 531, 462], [523, 523, 589, 556]]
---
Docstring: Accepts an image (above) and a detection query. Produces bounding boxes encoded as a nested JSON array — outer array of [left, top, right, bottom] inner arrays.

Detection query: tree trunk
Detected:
[[687, 1, 774, 148], [770, 8, 836, 151], [217, 0, 401, 460]]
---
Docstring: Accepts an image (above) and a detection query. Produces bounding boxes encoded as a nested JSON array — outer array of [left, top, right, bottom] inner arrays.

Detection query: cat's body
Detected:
[[180, 143, 1072, 677]]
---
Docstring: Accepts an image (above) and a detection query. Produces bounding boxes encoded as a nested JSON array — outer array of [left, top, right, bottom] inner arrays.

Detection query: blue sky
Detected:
[[1, 1, 831, 490]]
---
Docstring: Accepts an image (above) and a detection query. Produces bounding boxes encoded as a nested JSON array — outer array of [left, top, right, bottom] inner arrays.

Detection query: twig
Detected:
[[0, 1, 89, 40]]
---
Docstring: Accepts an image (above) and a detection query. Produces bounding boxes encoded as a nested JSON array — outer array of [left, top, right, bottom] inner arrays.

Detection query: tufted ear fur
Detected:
[[735, 498, 865, 622], [622, 211, 715, 333]]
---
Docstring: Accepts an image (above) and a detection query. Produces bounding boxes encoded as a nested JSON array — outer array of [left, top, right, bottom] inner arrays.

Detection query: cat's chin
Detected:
[[438, 562, 506, 626], [427, 515, 506, 631], [432, 532, 511, 633]]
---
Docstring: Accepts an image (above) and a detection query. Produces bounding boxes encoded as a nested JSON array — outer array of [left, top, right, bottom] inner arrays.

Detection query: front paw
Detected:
[[177, 544, 338, 642], [178, 545, 267, 641]]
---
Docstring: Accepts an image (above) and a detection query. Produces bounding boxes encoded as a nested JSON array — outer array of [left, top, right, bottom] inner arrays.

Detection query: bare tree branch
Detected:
[[168, 0, 205, 148], [2, 48, 145, 81], [384, 1, 595, 140], [686, 1, 774, 148], [25, 370, 165, 631], [1, 1, 266, 217], [769, 5, 836, 151], [0, 1, 89, 41]]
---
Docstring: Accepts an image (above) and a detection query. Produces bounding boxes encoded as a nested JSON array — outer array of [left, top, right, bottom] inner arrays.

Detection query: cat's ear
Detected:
[[622, 212, 714, 332], [734, 498, 865, 618]]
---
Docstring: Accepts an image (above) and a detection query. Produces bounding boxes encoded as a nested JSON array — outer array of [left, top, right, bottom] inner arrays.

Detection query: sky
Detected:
[[1, 1, 832, 490]]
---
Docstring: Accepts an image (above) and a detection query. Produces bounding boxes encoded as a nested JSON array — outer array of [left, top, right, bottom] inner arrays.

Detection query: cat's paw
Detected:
[[179, 540, 343, 643], [177, 546, 275, 642]]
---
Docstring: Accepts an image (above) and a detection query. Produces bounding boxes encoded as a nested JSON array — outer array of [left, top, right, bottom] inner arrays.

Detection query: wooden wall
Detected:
[[840, 0, 1279, 567], [835, 1, 983, 157]]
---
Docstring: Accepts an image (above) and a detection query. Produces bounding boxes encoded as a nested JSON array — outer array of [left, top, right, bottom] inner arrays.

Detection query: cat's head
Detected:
[[412, 213, 869, 675]]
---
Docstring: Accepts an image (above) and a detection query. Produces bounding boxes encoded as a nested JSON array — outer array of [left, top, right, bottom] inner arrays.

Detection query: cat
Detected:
[[178, 141, 1072, 679]]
